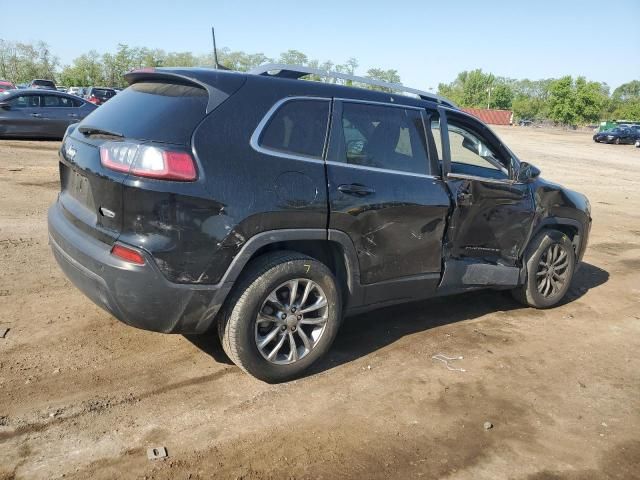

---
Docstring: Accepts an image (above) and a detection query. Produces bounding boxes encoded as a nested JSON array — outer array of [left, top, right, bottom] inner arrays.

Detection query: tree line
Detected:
[[0, 39, 400, 93], [1, 39, 638, 124], [437, 69, 639, 124]]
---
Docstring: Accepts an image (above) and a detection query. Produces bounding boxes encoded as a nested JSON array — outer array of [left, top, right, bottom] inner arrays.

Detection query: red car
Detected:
[[0, 80, 16, 93]]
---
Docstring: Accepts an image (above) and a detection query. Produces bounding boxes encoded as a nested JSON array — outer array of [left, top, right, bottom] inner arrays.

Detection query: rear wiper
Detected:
[[78, 125, 124, 139]]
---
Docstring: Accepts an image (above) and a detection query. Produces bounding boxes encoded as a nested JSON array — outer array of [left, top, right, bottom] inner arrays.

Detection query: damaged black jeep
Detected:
[[48, 64, 591, 382]]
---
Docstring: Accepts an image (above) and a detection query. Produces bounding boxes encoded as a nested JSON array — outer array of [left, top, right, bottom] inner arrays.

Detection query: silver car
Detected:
[[0, 90, 97, 139]]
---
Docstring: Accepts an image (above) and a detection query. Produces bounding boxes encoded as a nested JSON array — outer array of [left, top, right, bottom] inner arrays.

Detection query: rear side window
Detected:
[[77, 82, 208, 145], [43, 95, 76, 107], [340, 102, 430, 175], [259, 99, 330, 159], [8, 95, 40, 108], [32, 80, 55, 88]]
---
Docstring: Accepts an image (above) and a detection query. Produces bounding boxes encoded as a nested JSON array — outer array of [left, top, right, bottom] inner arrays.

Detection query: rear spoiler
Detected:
[[124, 68, 246, 114]]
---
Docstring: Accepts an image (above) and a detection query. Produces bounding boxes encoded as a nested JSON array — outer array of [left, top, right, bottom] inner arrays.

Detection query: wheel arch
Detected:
[[218, 229, 362, 309], [530, 218, 583, 256]]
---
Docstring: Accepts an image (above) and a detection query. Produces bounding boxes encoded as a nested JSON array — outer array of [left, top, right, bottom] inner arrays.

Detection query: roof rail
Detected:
[[248, 63, 457, 108]]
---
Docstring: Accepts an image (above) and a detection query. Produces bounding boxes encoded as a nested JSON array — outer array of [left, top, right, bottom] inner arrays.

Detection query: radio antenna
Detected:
[[211, 27, 220, 69]]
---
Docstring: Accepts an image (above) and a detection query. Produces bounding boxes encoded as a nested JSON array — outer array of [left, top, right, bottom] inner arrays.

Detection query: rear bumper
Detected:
[[48, 202, 230, 334]]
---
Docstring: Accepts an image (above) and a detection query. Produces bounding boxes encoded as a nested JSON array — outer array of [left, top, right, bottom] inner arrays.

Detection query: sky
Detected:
[[2, 0, 639, 91]]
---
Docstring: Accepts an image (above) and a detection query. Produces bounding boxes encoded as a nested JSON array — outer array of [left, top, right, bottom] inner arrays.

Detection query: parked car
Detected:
[[0, 80, 16, 93], [593, 127, 638, 144], [48, 65, 592, 382], [67, 86, 84, 96], [518, 119, 533, 126], [0, 89, 97, 139], [28, 79, 57, 90], [85, 87, 117, 105]]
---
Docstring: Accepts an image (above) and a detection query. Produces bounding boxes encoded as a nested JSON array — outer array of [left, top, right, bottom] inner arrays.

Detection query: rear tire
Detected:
[[512, 230, 576, 308], [218, 251, 342, 383]]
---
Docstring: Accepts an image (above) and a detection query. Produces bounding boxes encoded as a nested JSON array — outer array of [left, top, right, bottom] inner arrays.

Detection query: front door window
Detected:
[[432, 116, 509, 181]]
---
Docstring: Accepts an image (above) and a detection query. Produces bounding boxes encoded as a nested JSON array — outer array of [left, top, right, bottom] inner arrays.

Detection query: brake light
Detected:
[[111, 244, 145, 265], [88, 96, 98, 104], [100, 142, 197, 181]]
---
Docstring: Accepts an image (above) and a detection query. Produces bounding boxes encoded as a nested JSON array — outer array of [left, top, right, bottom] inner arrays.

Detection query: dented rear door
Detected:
[[326, 100, 450, 285]]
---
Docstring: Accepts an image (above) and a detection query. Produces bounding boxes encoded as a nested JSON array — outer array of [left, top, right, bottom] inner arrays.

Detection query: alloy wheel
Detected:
[[255, 279, 329, 365], [536, 243, 570, 298]]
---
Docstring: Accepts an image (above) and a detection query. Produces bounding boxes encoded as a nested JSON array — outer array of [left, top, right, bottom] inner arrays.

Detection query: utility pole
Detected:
[[487, 86, 492, 109]]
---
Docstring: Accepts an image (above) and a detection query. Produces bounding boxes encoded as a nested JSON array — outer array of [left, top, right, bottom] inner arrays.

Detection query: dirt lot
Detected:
[[0, 127, 639, 480]]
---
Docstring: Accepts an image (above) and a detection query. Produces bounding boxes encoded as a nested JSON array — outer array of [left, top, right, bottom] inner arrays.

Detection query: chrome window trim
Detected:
[[447, 172, 513, 185], [250, 96, 331, 165], [326, 160, 439, 180], [336, 97, 424, 111]]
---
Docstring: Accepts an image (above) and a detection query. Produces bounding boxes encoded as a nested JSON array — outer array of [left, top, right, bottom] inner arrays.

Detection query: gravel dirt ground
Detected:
[[0, 127, 639, 480]]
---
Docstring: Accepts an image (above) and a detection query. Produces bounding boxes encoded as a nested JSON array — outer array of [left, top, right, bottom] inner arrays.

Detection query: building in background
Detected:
[[462, 108, 513, 126]]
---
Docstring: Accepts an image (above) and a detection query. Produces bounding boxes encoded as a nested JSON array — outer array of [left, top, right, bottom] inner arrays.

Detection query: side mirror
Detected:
[[462, 137, 478, 154], [0, 102, 10, 110], [517, 162, 541, 182]]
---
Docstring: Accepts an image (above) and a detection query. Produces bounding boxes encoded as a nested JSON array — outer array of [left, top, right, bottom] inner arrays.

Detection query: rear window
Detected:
[[77, 81, 208, 145], [32, 80, 56, 88], [92, 88, 116, 99], [43, 95, 77, 107], [259, 99, 330, 158]]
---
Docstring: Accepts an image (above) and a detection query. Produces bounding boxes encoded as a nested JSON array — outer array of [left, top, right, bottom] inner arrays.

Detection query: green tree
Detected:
[[437, 69, 513, 109], [609, 80, 640, 120], [365, 68, 401, 92], [574, 76, 608, 123], [0, 39, 58, 84], [59, 51, 105, 86], [612, 80, 640, 102], [548, 76, 578, 125], [278, 49, 309, 66], [490, 84, 513, 109]]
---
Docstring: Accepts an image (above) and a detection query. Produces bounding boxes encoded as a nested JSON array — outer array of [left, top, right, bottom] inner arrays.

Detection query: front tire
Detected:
[[218, 251, 342, 383], [512, 230, 576, 308]]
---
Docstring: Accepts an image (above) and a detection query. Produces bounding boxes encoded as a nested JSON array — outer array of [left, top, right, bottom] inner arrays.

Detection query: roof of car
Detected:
[[125, 67, 453, 112], [1, 88, 81, 99]]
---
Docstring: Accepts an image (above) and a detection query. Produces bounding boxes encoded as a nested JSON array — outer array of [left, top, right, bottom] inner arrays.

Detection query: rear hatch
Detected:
[[89, 88, 116, 104], [58, 71, 243, 245]]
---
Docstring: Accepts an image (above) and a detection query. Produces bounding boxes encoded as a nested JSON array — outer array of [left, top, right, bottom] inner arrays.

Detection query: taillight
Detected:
[[111, 244, 145, 265], [88, 96, 98, 103], [99, 141, 197, 181]]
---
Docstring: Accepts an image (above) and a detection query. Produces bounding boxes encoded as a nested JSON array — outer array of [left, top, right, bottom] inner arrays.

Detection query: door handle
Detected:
[[338, 184, 375, 196], [68, 113, 78, 118], [30, 113, 42, 118]]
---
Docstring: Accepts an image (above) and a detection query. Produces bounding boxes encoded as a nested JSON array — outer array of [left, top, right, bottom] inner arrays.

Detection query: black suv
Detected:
[[85, 87, 117, 105], [48, 65, 591, 382], [28, 79, 57, 90]]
